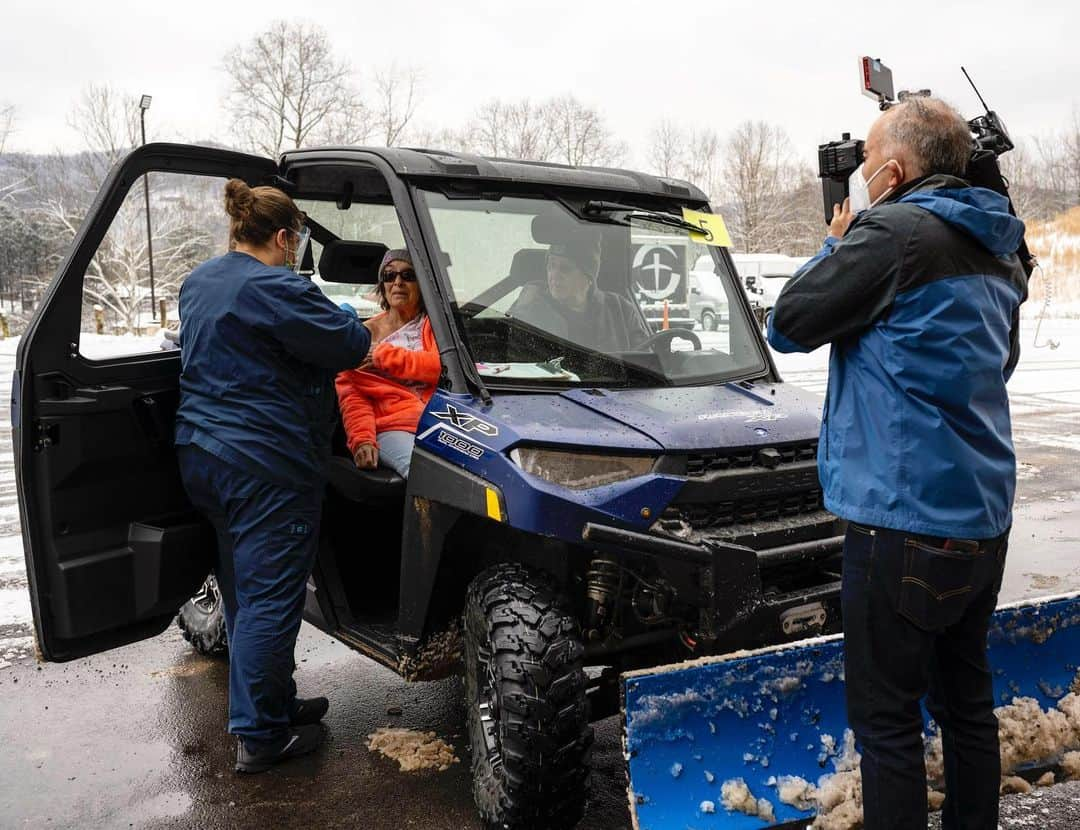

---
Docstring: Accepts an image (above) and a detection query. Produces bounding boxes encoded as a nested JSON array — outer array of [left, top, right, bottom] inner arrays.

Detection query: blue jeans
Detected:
[[177, 444, 322, 747], [842, 523, 1008, 830], [377, 430, 414, 478]]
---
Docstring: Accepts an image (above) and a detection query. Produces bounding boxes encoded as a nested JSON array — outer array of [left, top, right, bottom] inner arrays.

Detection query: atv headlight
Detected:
[[509, 447, 656, 490]]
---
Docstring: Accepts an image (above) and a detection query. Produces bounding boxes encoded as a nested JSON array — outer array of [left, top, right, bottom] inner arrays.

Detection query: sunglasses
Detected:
[[380, 268, 417, 283]]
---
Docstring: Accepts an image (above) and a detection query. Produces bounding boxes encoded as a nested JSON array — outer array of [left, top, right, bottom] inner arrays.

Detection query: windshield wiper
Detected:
[[582, 200, 706, 236]]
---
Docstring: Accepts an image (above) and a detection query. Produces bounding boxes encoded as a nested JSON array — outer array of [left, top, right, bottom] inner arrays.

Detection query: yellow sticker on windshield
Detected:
[[682, 208, 732, 247]]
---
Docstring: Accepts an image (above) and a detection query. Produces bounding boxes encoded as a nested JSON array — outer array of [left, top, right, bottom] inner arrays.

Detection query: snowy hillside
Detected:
[[1025, 206, 1080, 317]]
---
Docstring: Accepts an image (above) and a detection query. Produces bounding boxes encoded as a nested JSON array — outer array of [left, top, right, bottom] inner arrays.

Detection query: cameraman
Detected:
[[768, 98, 1026, 830]]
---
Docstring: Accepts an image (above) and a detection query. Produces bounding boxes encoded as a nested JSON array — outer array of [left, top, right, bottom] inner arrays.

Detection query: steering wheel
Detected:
[[637, 327, 702, 352]]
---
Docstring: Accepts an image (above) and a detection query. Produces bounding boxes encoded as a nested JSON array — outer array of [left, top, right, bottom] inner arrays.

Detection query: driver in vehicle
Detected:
[[335, 249, 442, 478], [509, 231, 651, 352]]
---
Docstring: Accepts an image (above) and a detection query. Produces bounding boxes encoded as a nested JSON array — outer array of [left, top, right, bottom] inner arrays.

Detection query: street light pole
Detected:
[[139, 94, 155, 318]]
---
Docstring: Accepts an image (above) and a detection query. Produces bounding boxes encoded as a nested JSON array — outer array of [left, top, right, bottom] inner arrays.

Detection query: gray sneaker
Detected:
[[235, 724, 321, 774]]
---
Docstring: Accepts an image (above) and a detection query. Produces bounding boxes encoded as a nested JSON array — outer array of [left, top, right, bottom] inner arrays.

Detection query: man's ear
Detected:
[[889, 159, 907, 189]]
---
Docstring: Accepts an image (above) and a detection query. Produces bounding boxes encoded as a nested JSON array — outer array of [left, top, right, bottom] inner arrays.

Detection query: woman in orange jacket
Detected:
[[335, 249, 441, 478]]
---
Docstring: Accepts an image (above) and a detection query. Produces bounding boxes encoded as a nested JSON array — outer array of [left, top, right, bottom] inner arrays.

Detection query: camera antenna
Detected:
[[961, 66, 991, 114]]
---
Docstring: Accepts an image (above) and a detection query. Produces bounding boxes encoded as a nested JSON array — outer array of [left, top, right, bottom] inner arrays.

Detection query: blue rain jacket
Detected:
[[767, 176, 1028, 538], [176, 252, 371, 488]]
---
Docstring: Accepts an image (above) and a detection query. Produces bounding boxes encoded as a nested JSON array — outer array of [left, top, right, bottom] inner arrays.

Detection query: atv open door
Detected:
[[13, 143, 277, 661]]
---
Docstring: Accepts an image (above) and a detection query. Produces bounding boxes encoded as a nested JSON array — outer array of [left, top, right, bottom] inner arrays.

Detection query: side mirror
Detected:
[[690, 286, 701, 295]]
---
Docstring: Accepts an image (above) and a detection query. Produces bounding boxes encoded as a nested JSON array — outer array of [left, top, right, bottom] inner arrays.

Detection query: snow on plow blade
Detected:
[[623, 593, 1080, 829]]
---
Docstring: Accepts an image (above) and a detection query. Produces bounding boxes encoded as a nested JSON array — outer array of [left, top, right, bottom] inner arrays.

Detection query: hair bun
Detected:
[[224, 178, 254, 220]]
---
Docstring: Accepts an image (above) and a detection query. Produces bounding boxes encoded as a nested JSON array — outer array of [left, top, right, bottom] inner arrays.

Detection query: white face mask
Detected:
[[847, 160, 901, 213]]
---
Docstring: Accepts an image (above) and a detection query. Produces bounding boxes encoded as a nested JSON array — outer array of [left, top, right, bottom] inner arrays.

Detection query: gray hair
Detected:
[[883, 97, 972, 178]]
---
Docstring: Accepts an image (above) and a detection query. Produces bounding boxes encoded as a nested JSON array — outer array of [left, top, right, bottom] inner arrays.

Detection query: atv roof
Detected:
[[281, 146, 710, 204]]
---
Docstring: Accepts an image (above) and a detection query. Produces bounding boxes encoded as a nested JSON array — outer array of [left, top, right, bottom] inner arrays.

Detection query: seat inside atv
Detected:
[[324, 455, 405, 500], [314, 238, 410, 626], [315, 237, 408, 498]]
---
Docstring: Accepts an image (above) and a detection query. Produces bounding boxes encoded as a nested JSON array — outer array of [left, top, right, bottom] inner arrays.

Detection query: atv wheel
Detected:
[[465, 564, 592, 829], [701, 309, 717, 332], [177, 574, 228, 656]]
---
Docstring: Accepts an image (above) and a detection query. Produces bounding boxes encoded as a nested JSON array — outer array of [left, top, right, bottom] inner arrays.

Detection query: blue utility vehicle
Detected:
[[14, 144, 843, 828]]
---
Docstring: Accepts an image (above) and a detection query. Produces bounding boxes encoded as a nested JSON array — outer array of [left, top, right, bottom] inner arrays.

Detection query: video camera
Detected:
[[817, 57, 1033, 274]]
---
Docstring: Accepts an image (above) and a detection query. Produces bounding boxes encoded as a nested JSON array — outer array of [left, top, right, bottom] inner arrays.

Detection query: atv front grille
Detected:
[[659, 488, 825, 531], [685, 440, 818, 478]]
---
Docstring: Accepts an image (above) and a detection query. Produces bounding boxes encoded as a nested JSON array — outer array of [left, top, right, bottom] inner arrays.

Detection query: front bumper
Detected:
[[581, 521, 843, 652]]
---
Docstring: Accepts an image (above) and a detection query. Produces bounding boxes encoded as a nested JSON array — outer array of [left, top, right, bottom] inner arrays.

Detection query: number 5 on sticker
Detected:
[[682, 208, 732, 247]]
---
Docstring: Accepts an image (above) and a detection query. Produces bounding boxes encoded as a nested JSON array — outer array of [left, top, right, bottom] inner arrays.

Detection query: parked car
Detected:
[[687, 257, 730, 331], [15, 143, 842, 830]]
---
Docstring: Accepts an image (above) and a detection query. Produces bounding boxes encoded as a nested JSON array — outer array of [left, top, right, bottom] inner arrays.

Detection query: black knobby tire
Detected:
[[177, 574, 228, 656], [464, 564, 593, 829], [701, 309, 717, 332]]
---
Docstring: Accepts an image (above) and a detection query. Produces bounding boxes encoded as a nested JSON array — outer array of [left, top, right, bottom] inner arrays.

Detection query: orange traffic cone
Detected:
[[662, 300, 670, 330]]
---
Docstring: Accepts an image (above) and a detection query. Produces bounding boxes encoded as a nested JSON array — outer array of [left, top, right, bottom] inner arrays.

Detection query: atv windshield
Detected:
[[417, 190, 767, 387]]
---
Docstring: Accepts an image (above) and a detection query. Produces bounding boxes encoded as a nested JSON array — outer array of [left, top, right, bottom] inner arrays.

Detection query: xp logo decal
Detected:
[[431, 404, 500, 437]]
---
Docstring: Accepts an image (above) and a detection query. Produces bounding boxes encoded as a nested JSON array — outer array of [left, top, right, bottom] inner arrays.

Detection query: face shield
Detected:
[[290, 226, 311, 273]]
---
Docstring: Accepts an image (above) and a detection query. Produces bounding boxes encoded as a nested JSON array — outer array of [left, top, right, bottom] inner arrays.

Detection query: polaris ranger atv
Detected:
[[14, 143, 843, 829]]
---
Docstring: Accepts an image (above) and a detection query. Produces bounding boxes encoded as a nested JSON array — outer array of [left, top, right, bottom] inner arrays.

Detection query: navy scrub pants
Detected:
[[178, 444, 322, 747]]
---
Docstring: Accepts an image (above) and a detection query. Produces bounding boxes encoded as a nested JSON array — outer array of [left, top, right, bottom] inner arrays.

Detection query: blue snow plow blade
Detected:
[[623, 593, 1080, 829]]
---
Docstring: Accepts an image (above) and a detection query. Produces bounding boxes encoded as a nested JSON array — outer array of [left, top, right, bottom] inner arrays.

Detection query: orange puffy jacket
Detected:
[[335, 314, 441, 453]]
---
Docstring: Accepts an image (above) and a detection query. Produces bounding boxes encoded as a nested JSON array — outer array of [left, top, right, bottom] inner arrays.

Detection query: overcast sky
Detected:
[[2, 0, 1078, 171]]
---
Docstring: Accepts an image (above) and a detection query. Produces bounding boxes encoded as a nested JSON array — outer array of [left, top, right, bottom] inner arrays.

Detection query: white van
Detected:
[[729, 253, 809, 317]]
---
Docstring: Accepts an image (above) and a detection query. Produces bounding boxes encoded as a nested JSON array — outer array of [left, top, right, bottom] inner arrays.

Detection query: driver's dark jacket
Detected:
[[509, 282, 651, 352], [175, 251, 371, 489]]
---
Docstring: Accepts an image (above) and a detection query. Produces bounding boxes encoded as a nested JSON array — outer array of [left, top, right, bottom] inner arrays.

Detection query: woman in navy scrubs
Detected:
[[176, 179, 371, 773]]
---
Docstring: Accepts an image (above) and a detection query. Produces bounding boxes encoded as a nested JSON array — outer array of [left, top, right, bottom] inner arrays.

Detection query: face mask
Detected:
[[847, 160, 901, 213]]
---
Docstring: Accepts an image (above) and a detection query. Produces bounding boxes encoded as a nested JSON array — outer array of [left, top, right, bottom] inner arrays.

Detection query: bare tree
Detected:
[[999, 139, 1061, 222], [545, 95, 626, 167], [68, 85, 139, 164], [470, 99, 555, 160], [644, 121, 727, 205], [464, 95, 624, 166], [405, 124, 474, 153], [1033, 113, 1080, 211], [38, 191, 212, 331], [223, 21, 364, 156], [721, 121, 803, 252], [314, 102, 373, 147], [0, 103, 15, 156], [65, 84, 142, 189], [1062, 107, 1080, 206], [683, 128, 725, 205], [648, 119, 687, 178], [372, 64, 421, 146], [0, 103, 30, 203]]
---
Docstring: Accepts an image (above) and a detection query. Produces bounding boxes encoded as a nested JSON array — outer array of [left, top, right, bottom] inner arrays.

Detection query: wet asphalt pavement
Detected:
[[0, 624, 628, 829], [1, 324, 1079, 829], [3, 611, 1080, 830]]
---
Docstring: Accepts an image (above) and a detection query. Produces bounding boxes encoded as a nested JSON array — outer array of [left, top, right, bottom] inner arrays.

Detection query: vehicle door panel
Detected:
[[15, 143, 278, 661]]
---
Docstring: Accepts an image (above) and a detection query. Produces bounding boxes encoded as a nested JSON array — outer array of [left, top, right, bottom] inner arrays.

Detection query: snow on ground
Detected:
[[0, 338, 29, 636], [0, 535, 30, 629], [78, 332, 172, 360]]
